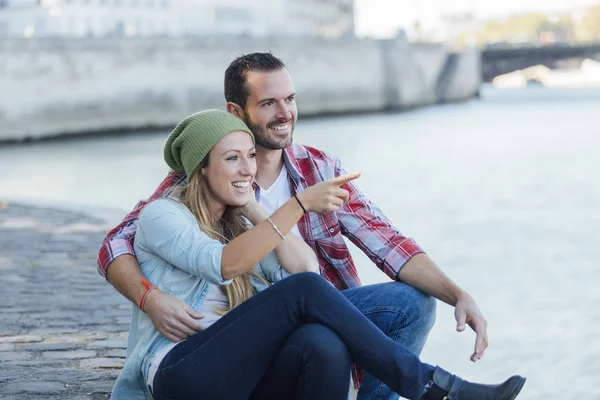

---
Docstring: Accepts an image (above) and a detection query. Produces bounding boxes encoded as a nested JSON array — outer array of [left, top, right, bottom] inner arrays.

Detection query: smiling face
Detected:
[[241, 68, 297, 150], [201, 131, 257, 215]]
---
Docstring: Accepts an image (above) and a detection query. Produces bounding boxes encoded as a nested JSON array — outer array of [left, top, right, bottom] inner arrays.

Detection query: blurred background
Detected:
[[1, 1, 599, 399]]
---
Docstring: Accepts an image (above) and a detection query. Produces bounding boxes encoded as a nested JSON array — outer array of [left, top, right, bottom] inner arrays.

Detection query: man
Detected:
[[98, 52, 488, 400]]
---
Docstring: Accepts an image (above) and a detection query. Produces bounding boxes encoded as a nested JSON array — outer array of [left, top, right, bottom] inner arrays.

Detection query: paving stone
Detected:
[[104, 349, 126, 358], [80, 381, 114, 394], [87, 340, 127, 349], [0, 352, 33, 361], [79, 358, 125, 369], [35, 369, 103, 382], [27, 328, 82, 335], [0, 369, 21, 383], [43, 350, 97, 359], [0, 335, 43, 344], [3, 381, 67, 394], [22, 343, 79, 351]]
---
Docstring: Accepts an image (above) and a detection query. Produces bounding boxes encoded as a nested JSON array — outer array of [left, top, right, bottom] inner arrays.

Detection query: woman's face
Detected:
[[202, 131, 256, 213]]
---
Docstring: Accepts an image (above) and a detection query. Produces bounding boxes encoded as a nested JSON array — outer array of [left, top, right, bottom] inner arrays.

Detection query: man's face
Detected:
[[242, 69, 297, 150]]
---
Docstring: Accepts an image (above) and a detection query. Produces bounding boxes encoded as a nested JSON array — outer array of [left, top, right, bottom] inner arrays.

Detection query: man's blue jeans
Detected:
[[153, 273, 437, 400]]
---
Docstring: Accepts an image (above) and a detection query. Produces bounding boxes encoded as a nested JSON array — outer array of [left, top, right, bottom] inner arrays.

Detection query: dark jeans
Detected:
[[253, 282, 437, 400], [152, 273, 436, 400], [249, 323, 353, 400]]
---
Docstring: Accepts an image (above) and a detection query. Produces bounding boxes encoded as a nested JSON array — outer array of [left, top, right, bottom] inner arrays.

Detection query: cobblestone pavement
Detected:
[[0, 201, 130, 399]]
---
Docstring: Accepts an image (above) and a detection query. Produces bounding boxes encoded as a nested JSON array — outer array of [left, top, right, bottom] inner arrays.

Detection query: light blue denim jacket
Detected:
[[111, 198, 290, 400]]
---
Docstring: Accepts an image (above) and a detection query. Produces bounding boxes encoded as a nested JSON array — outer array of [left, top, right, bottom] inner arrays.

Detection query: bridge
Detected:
[[481, 42, 600, 82]]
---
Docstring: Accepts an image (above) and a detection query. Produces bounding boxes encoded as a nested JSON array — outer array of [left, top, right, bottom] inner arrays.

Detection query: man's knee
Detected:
[[403, 286, 437, 332], [348, 282, 436, 341]]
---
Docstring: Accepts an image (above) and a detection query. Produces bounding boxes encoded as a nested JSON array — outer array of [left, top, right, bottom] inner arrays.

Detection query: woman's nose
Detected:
[[240, 158, 256, 176]]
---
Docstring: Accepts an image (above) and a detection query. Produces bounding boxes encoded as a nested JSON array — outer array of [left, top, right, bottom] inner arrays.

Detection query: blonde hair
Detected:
[[171, 163, 266, 315]]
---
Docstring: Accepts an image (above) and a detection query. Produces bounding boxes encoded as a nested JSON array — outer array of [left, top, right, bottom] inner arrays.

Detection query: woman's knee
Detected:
[[293, 324, 351, 366], [282, 271, 327, 290]]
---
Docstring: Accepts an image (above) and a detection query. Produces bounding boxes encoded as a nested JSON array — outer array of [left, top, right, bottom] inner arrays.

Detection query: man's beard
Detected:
[[245, 114, 295, 150]]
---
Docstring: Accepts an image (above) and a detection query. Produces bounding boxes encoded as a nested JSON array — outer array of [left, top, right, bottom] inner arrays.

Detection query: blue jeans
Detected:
[[152, 273, 436, 400], [252, 282, 437, 400], [343, 282, 437, 400]]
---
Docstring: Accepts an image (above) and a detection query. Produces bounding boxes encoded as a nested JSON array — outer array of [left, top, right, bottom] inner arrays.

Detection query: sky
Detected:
[[354, 0, 600, 38]]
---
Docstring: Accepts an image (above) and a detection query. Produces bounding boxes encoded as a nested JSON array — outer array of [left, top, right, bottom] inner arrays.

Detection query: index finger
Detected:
[[329, 172, 361, 187]]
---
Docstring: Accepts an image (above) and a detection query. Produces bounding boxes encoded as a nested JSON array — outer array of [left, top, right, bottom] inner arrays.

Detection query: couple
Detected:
[[102, 53, 526, 400]]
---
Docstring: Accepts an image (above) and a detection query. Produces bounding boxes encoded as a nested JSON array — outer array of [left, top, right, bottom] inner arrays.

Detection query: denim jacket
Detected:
[[111, 199, 290, 400]]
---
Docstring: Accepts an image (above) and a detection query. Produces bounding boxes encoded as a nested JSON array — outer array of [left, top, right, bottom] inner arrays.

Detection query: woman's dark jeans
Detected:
[[152, 272, 435, 400]]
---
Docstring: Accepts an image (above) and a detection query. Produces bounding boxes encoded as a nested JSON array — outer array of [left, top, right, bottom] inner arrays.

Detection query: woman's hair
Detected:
[[171, 154, 266, 315]]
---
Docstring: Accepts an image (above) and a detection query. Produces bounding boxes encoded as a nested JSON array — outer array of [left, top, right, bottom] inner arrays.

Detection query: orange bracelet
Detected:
[[139, 278, 158, 312]]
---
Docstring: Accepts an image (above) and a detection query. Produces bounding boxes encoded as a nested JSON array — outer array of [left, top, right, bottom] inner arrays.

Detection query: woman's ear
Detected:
[[226, 102, 244, 120]]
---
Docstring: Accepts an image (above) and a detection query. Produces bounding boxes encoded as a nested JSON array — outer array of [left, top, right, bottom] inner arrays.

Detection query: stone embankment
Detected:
[[0, 38, 481, 141]]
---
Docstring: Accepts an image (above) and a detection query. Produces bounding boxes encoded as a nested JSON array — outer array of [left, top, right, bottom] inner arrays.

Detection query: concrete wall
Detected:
[[0, 38, 481, 141]]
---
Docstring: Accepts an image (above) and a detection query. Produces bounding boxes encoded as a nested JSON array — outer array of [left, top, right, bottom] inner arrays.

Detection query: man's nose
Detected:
[[275, 101, 292, 120]]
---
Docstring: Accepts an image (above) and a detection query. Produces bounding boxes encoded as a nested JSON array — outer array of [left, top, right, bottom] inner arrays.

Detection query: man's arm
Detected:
[[396, 253, 488, 362], [334, 160, 488, 361], [97, 171, 204, 342]]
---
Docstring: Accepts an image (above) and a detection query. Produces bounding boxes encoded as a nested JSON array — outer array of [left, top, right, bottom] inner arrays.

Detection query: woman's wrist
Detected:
[[295, 192, 311, 213], [242, 201, 269, 225]]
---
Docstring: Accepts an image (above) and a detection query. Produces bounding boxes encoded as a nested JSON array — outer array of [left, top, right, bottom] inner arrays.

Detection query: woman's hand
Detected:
[[239, 185, 268, 225], [297, 172, 360, 213]]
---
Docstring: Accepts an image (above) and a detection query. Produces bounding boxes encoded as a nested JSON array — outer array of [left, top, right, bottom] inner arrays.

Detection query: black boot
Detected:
[[421, 366, 526, 400]]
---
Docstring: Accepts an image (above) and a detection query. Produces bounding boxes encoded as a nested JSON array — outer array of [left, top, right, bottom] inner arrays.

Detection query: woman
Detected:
[[112, 110, 526, 400]]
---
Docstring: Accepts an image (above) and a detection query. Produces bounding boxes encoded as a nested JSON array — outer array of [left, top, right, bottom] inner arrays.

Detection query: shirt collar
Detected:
[[283, 145, 305, 187]]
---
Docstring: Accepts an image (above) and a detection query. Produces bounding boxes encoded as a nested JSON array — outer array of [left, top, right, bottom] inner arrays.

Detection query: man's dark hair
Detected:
[[224, 52, 286, 109]]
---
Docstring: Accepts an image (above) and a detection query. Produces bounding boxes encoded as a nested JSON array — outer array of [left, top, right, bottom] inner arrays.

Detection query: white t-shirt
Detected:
[[147, 284, 228, 390], [258, 165, 302, 238]]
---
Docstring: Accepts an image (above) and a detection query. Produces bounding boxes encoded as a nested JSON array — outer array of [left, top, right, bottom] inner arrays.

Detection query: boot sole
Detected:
[[509, 377, 526, 400]]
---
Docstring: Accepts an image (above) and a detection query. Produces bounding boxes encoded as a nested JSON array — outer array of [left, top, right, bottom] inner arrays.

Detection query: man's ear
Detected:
[[226, 102, 244, 119]]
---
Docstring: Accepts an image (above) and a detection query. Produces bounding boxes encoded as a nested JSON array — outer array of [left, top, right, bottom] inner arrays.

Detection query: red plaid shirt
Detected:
[[97, 142, 425, 387]]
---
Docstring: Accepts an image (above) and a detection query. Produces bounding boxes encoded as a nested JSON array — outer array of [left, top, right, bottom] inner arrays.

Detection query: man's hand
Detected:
[[454, 293, 488, 362], [143, 289, 204, 342]]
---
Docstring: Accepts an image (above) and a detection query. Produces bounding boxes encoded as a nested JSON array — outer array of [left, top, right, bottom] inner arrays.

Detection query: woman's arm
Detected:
[[221, 172, 359, 280], [240, 198, 319, 275]]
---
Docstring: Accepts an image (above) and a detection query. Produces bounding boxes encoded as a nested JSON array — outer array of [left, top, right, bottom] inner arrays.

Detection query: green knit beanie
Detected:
[[164, 110, 254, 178]]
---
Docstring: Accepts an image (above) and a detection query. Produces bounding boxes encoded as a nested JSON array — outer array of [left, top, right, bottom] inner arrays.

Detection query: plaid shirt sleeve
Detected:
[[96, 170, 185, 279], [335, 158, 425, 280]]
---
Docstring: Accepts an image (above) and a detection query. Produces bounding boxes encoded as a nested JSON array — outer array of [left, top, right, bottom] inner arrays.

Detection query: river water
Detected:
[[1, 85, 599, 399]]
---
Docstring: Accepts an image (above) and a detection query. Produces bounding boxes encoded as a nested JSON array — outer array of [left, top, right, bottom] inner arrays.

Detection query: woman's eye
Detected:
[[249, 153, 256, 158], [227, 156, 238, 161]]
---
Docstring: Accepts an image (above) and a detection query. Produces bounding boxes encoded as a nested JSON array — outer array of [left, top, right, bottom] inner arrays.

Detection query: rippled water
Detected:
[[1, 85, 599, 399]]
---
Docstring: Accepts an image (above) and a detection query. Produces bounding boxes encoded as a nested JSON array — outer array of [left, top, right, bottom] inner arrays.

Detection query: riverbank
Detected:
[[0, 37, 481, 141]]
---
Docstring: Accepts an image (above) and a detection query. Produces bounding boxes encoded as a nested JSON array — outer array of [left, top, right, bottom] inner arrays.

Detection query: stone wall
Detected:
[[0, 38, 481, 141]]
